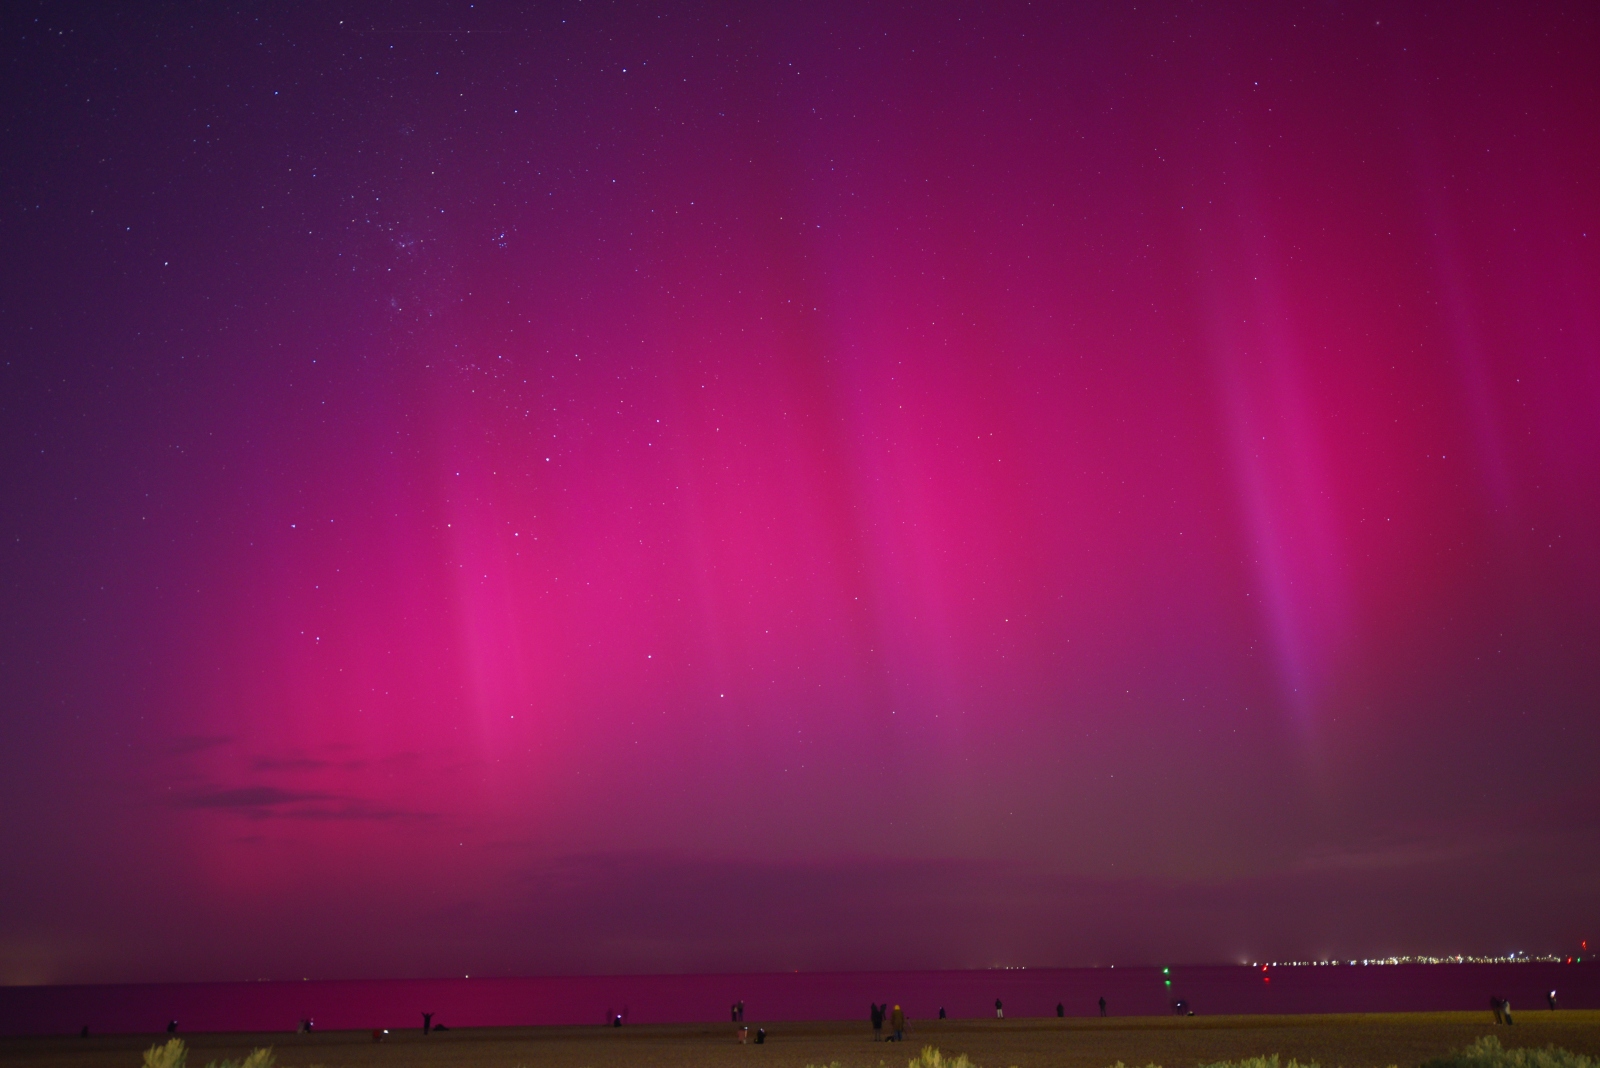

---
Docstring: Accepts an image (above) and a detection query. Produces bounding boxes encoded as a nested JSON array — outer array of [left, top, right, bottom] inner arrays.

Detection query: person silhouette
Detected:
[[167, 1021, 178, 1035], [1099, 996, 1107, 1017], [1056, 1003, 1064, 1018], [80, 1026, 89, 1038], [423, 1012, 433, 1035], [871, 1003, 883, 1040], [938, 1007, 946, 1020], [994, 998, 1003, 1019], [755, 1028, 766, 1044]]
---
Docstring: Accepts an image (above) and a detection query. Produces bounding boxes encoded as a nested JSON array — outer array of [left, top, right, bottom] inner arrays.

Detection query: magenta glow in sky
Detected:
[[2, 2, 1598, 985]]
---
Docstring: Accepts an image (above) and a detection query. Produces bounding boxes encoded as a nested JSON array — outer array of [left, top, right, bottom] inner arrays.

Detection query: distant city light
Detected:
[[1247, 952, 1566, 967]]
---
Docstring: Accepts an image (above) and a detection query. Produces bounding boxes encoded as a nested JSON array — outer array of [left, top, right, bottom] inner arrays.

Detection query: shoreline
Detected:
[[3, 1011, 1597, 1068]]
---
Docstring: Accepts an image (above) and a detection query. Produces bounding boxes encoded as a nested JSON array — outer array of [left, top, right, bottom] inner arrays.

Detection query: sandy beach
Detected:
[[4, 1012, 1598, 1068]]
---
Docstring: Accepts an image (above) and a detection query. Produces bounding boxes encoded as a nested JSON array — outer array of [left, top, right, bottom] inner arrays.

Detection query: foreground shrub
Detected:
[[1198, 1057, 1319, 1068], [913, 1046, 976, 1068], [1421, 1036, 1599, 1068], [203, 1049, 275, 1068], [807, 1046, 1000, 1068], [138, 1039, 273, 1068], [1107, 1056, 1318, 1068], [144, 1040, 186, 1068], [1103, 1037, 1594, 1068]]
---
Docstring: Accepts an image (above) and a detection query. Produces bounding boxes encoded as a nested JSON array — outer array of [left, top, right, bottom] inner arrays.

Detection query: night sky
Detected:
[[2, 2, 1598, 986]]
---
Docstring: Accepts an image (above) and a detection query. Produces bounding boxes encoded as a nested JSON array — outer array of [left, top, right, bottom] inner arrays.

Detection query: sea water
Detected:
[[2, 963, 1594, 1036]]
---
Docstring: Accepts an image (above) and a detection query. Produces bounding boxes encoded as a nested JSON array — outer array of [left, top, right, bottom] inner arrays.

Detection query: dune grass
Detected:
[[1419, 1036, 1599, 1068], [803, 1038, 1594, 1068], [142, 1041, 187, 1068], [1194, 1056, 1329, 1068], [1118, 1037, 1599, 1068], [809, 1043, 994, 1068], [140, 1039, 275, 1068]]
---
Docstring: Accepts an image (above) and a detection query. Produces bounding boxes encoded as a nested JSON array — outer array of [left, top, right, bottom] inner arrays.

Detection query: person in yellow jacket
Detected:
[[890, 1005, 906, 1041]]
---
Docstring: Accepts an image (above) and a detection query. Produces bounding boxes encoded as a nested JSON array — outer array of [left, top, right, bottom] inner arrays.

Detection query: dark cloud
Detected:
[[173, 784, 432, 822], [247, 754, 372, 772], [248, 755, 334, 772], [176, 785, 333, 810], [289, 798, 435, 823]]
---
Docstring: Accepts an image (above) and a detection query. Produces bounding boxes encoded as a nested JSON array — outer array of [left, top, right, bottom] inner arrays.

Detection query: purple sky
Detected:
[[2, 1, 1598, 986]]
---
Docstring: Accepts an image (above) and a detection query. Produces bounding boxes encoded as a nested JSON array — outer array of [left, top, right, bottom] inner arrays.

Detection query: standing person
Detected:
[[938, 1007, 946, 1020], [871, 1002, 884, 1040], [738, 1000, 745, 1022], [732, 1004, 739, 1023], [1503, 1000, 1514, 1025], [891, 1004, 906, 1042], [422, 1012, 433, 1035], [1056, 1003, 1064, 1018], [1491, 996, 1504, 1025], [1549, 991, 1558, 1011], [995, 998, 1004, 1019], [1099, 996, 1107, 1017]]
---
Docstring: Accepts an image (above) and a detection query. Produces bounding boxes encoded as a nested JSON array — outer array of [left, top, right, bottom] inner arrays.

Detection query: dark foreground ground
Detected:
[[4, 1011, 1598, 1068]]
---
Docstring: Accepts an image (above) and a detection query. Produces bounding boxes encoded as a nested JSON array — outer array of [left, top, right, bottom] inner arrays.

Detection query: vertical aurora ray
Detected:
[[1, 1, 1597, 983]]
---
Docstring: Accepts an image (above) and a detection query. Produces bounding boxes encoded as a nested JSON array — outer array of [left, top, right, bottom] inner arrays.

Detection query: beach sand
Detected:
[[5, 1012, 1598, 1068]]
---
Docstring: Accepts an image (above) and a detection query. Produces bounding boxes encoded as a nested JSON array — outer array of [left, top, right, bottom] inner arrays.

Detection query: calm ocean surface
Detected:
[[2, 964, 1595, 1036]]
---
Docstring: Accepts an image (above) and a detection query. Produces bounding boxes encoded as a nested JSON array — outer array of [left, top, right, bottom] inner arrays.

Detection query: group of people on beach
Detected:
[[727, 1001, 763, 1044], [869, 1002, 907, 1041]]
